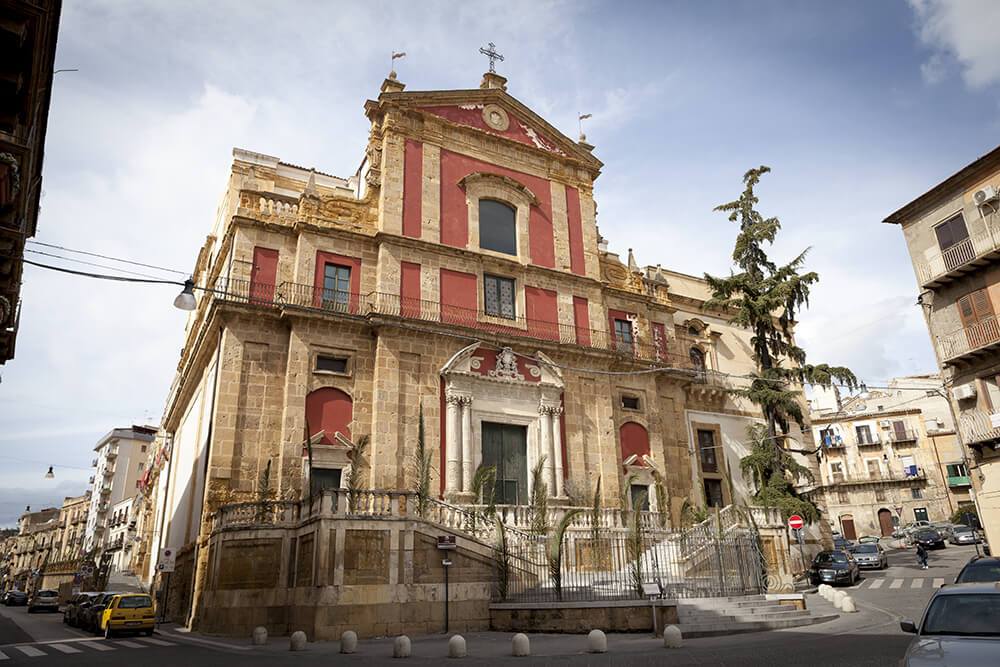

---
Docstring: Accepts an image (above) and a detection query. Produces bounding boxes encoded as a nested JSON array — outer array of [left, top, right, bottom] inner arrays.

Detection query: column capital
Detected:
[[539, 403, 560, 416]]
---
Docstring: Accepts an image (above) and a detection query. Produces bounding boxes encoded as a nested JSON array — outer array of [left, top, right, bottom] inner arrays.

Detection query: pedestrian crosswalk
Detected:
[[853, 576, 950, 590], [0, 637, 175, 660]]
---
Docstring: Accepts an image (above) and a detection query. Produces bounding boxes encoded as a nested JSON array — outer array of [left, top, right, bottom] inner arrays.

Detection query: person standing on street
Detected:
[[916, 543, 929, 570]]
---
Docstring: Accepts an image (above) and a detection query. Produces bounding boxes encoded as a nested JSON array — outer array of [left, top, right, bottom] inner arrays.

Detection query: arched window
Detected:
[[479, 199, 517, 255], [305, 387, 353, 445], [619, 421, 650, 462]]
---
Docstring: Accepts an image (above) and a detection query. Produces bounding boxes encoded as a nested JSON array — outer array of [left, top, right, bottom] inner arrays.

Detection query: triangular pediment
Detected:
[[371, 87, 602, 173]]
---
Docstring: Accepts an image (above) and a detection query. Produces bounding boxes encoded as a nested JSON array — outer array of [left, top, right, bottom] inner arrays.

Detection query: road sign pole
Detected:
[[796, 529, 806, 574]]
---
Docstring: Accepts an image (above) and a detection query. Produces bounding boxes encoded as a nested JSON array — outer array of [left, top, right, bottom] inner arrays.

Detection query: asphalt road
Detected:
[[0, 545, 981, 666]]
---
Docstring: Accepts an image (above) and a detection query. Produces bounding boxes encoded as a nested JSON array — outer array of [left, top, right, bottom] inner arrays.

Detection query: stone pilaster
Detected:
[[539, 405, 555, 497], [551, 406, 565, 498], [550, 181, 570, 272], [421, 143, 441, 240], [460, 397, 474, 495], [445, 393, 462, 495]]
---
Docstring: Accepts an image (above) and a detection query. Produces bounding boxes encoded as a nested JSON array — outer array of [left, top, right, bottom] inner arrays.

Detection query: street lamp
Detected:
[[44, 466, 54, 480], [173, 279, 197, 311]]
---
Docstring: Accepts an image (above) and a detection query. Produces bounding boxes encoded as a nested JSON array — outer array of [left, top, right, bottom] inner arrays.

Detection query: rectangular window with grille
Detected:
[[484, 274, 516, 319], [697, 429, 717, 473], [911, 488, 923, 500]]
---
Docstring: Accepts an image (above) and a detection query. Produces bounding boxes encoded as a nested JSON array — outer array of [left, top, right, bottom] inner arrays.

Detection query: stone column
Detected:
[[461, 397, 474, 495], [539, 406, 554, 497], [551, 407, 565, 498], [445, 394, 462, 495]]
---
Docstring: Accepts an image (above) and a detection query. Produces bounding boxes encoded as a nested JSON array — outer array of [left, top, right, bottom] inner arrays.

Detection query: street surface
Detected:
[[0, 544, 982, 665]]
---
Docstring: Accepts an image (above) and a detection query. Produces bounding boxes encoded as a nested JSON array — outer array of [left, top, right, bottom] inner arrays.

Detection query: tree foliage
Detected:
[[705, 166, 858, 521], [530, 455, 549, 537], [410, 406, 433, 518], [548, 508, 583, 600]]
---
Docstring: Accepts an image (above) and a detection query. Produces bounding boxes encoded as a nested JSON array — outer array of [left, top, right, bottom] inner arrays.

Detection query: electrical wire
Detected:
[[0, 455, 91, 471], [26, 240, 189, 276], [22, 259, 183, 285], [24, 249, 165, 280]]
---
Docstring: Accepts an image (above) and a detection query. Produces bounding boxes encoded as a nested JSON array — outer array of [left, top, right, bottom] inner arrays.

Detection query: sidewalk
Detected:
[[154, 591, 888, 663]]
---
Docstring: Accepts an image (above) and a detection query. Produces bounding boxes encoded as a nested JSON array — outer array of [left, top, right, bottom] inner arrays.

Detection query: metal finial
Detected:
[[479, 42, 504, 73]]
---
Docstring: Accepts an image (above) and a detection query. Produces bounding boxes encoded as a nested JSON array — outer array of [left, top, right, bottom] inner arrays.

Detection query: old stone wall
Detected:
[[490, 601, 678, 634]]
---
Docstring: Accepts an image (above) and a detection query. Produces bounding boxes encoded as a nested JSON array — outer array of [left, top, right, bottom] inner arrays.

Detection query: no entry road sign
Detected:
[[788, 515, 804, 531]]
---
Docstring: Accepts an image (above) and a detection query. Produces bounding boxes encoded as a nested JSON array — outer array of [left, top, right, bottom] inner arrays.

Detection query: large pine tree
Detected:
[[705, 166, 858, 520]]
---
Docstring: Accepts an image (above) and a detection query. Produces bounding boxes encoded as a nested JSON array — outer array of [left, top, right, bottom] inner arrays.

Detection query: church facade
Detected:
[[146, 69, 814, 630]]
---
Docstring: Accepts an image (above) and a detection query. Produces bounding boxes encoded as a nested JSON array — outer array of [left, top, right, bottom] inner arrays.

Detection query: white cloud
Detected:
[[910, 0, 1000, 88]]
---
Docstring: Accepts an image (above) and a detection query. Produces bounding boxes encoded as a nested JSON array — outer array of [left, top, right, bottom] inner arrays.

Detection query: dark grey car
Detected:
[[808, 550, 860, 586], [900, 583, 1000, 666]]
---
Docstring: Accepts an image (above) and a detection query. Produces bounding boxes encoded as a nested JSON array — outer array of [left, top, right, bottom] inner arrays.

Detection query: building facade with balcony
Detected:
[[83, 425, 155, 554], [885, 145, 1000, 547], [1, 507, 59, 593], [810, 393, 955, 539], [147, 71, 817, 630]]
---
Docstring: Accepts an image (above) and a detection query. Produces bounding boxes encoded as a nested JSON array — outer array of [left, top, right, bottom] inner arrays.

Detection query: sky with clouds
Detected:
[[2, 0, 999, 525]]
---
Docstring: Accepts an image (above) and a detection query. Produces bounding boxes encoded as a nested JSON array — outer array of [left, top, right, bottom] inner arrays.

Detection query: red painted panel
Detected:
[[525, 286, 559, 341], [565, 186, 585, 276], [400, 261, 422, 318], [619, 422, 650, 463], [420, 105, 563, 154], [305, 387, 353, 444], [402, 139, 423, 238], [250, 246, 278, 303], [469, 348, 541, 383], [439, 149, 555, 267], [651, 322, 667, 361], [440, 268, 478, 326], [572, 296, 590, 346], [313, 251, 362, 312]]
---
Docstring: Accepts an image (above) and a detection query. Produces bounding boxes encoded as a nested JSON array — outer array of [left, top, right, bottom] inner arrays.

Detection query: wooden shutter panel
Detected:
[[971, 288, 995, 320], [957, 294, 978, 328]]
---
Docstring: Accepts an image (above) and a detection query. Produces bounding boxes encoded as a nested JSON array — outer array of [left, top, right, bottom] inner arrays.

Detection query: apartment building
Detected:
[[83, 425, 156, 553], [53, 493, 89, 562], [1, 507, 58, 593], [885, 145, 1000, 546]]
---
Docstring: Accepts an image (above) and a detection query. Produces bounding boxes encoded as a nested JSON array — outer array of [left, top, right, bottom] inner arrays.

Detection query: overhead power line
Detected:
[[23, 258, 183, 285], [24, 249, 165, 280], [26, 240, 189, 276]]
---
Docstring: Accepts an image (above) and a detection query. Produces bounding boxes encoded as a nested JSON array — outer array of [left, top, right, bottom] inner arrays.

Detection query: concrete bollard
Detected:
[[448, 635, 467, 658], [393, 635, 411, 658], [820, 585, 832, 600], [251, 626, 267, 646], [587, 629, 607, 654], [289, 631, 307, 651], [340, 630, 358, 654], [841, 596, 857, 613], [511, 633, 530, 657], [663, 625, 683, 648], [833, 590, 848, 609]]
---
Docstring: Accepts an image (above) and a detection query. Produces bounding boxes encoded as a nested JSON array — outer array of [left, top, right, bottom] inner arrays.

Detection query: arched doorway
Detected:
[[877, 508, 894, 537], [840, 514, 857, 541]]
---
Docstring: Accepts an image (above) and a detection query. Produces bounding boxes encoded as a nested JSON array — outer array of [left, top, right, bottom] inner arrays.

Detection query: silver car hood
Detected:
[[905, 636, 1000, 667]]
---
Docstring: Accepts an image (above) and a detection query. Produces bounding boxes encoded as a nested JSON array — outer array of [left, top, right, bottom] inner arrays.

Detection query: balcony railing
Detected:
[[959, 410, 1000, 447], [827, 466, 926, 486], [888, 429, 919, 444], [939, 316, 1000, 364], [917, 227, 1000, 287], [854, 435, 882, 447], [208, 278, 707, 372], [947, 475, 972, 488]]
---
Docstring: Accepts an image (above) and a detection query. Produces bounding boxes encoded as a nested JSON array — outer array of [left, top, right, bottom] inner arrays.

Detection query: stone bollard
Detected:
[[663, 625, 683, 649], [448, 634, 467, 658], [841, 596, 857, 613], [820, 585, 832, 600], [511, 633, 530, 657], [393, 635, 411, 658], [587, 629, 607, 654], [289, 631, 307, 651], [251, 626, 267, 646], [833, 590, 848, 609], [341, 630, 358, 654]]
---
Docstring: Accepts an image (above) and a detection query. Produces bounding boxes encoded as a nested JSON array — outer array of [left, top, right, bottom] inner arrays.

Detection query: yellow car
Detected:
[[98, 593, 156, 638]]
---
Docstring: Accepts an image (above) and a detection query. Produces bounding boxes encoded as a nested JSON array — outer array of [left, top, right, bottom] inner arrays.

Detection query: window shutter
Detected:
[[957, 294, 977, 328], [971, 288, 995, 320]]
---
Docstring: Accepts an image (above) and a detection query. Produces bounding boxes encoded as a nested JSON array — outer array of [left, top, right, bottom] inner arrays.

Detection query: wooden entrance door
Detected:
[[840, 514, 857, 541], [878, 508, 894, 537], [481, 422, 528, 505]]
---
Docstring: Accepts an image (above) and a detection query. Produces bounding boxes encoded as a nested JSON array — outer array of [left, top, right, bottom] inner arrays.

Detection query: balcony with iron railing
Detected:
[[939, 316, 1000, 366], [947, 475, 972, 488], [887, 429, 919, 445], [827, 466, 927, 487], [959, 409, 1000, 447], [917, 226, 1000, 288], [854, 434, 882, 447], [207, 277, 707, 372]]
